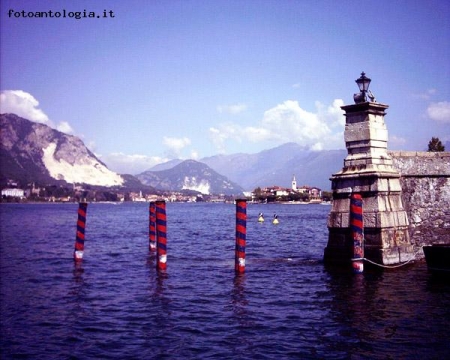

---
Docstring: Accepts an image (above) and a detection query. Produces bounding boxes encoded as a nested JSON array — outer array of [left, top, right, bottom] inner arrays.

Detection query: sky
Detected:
[[1, 0, 449, 175]]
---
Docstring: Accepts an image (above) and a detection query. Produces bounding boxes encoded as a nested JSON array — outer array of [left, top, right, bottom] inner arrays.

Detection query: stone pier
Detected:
[[324, 97, 415, 266]]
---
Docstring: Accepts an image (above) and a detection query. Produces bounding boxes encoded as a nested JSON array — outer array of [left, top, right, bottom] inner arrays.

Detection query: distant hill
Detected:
[[136, 159, 244, 195]]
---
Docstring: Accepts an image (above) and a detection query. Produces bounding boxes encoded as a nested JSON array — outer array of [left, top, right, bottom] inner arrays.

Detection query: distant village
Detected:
[[1, 175, 331, 204]]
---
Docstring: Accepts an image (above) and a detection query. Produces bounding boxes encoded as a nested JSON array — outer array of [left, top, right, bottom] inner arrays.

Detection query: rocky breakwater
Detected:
[[390, 151, 450, 255]]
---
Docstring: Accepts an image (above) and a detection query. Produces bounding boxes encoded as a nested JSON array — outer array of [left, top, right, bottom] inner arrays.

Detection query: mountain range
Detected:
[[1, 113, 349, 194], [145, 144, 346, 191], [199, 144, 346, 190], [135, 143, 349, 193]]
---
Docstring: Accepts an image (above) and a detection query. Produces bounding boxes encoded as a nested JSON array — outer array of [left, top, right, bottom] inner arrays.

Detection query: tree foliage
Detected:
[[427, 137, 445, 152]]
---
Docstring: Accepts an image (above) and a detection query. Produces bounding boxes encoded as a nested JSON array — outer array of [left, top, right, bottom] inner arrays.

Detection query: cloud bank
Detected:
[[209, 99, 346, 153], [98, 152, 169, 175]]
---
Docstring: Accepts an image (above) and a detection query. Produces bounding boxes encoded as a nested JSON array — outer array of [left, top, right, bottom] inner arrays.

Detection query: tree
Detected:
[[321, 191, 333, 202], [427, 137, 445, 152], [253, 187, 267, 202]]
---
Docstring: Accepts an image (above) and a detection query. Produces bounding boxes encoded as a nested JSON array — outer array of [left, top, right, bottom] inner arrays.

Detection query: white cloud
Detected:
[[190, 149, 200, 160], [241, 125, 272, 143], [0, 90, 49, 123], [217, 103, 248, 115], [323, 99, 346, 127], [311, 142, 324, 151], [0, 89, 76, 134], [56, 121, 74, 134], [162, 136, 191, 158], [427, 101, 450, 123], [209, 99, 346, 153], [261, 100, 332, 142], [209, 126, 229, 154], [99, 152, 168, 175], [163, 136, 191, 151]]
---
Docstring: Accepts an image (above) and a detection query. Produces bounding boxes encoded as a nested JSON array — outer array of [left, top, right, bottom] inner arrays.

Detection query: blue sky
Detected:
[[1, 0, 449, 174]]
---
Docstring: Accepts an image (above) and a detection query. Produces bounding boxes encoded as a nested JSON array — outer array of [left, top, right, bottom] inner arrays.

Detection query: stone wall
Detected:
[[390, 151, 450, 255]]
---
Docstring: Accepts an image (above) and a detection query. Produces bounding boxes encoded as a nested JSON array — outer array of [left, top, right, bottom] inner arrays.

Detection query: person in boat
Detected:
[[273, 214, 279, 224], [258, 212, 264, 222]]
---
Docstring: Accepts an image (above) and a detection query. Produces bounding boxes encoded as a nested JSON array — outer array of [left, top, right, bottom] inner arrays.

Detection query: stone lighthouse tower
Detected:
[[324, 72, 415, 266]]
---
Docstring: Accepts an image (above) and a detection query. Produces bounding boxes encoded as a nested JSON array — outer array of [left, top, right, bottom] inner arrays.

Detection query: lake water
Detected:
[[1, 202, 449, 359]]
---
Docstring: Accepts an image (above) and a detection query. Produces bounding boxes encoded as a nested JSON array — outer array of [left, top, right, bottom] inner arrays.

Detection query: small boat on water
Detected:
[[423, 244, 450, 274]]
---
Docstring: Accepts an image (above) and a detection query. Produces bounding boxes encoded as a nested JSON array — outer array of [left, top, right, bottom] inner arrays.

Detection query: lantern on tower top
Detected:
[[353, 72, 376, 103]]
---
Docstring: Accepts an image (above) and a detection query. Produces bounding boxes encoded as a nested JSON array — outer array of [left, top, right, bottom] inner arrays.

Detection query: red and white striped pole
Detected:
[[149, 202, 157, 252], [74, 202, 88, 261], [155, 200, 167, 271], [235, 199, 247, 274], [350, 193, 364, 273]]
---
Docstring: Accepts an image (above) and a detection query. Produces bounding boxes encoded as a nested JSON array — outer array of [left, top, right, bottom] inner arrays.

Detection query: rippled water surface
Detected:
[[1, 203, 449, 359]]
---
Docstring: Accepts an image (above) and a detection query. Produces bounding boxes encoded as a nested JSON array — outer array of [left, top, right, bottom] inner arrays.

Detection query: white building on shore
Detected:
[[1, 188, 25, 198]]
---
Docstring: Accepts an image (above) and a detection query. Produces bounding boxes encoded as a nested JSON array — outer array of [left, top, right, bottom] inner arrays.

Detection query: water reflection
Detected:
[[72, 261, 85, 285], [323, 264, 450, 358], [144, 258, 175, 357], [65, 260, 88, 354], [147, 255, 170, 301], [145, 252, 157, 271], [231, 275, 249, 322]]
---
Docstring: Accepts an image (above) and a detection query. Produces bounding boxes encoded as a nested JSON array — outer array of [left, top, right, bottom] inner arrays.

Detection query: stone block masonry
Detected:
[[324, 73, 449, 267], [390, 151, 450, 257], [324, 100, 414, 266]]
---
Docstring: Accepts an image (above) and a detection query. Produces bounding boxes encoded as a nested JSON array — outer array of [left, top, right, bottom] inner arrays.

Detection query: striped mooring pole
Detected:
[[149, 202, 157, 252], [350, 193, 364, 273], [155, 200, 167, 271], [74, 202, 88, 261], [235, 199, 247, 274]]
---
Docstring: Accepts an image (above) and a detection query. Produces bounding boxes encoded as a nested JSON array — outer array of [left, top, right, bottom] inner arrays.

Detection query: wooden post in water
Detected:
[[235, 199, 247, 274], [74, 202, 88, 261], [350, 194, 364, 273], [149, 202, 157, 252], [155, 200, 167, 271]]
